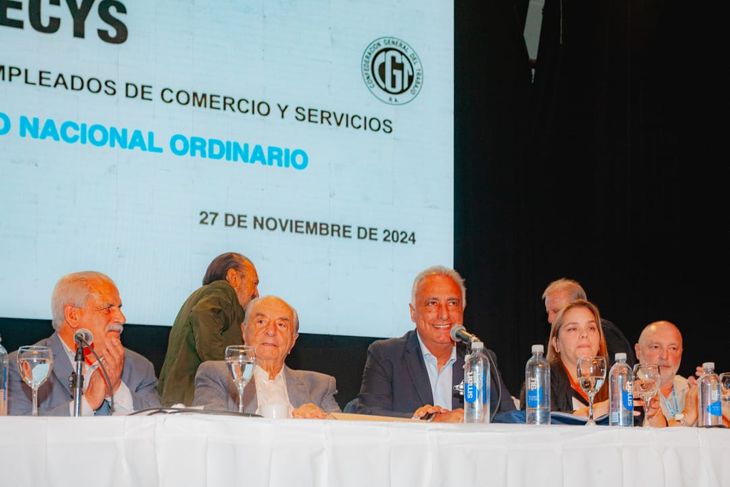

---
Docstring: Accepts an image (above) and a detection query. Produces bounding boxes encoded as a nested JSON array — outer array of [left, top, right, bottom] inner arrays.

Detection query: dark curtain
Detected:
[[456, 0, 728, 395]]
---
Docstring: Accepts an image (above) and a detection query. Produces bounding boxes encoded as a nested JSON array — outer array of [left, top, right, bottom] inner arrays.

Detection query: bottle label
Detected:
[[707, 400, 722, 416], [622, 387, 633, 410], [465, 383, 478, 404], [527, 385, 542, 408]]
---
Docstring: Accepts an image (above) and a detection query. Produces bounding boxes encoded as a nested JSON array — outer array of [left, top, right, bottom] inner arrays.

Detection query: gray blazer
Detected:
[[192, 361, 341, 414], [7, 333, 161, 416]]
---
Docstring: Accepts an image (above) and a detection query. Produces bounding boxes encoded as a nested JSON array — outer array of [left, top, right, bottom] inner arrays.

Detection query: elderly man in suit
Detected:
[[7, 271, 160, 415], [353, 266, 515, 422], [193, 295, 340, 418]]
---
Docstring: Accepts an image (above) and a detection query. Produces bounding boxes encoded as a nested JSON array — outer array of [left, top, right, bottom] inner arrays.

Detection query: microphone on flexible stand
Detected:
[[71, 329, 93, 417], [449, 324, 504, 421], [70, 329, 116, 415]]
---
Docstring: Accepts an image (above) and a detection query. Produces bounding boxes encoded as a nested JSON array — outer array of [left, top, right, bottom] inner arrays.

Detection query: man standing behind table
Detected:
[[354, 266, 515, 422], [7, 271, 160, 415], [158, 252, 260, 406], [543, 278, 636, 366]]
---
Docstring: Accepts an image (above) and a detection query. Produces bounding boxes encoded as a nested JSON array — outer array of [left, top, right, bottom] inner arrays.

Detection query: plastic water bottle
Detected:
[[608, 352, 633, 426], [525, 344, 550, 424], [463, 341, 490, 423], [0, 334, 8, 416], [698, 362, 722, 427]]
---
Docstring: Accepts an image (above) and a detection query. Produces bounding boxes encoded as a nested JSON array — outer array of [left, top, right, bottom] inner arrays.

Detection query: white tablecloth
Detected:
[[1, 414, 728, 487]]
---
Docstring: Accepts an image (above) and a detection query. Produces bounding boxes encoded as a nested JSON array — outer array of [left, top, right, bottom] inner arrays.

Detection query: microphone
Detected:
[[74, 328, 94, 346], [71, 328, 93, 417], [449, 324, 504, 421], [449, 325, 481, 345]]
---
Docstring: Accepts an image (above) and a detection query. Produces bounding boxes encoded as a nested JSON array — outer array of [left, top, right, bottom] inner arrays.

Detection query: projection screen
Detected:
[[0, 0, 453, 338]]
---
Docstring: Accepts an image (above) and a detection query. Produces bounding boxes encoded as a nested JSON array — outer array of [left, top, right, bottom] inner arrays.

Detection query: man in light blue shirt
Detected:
[[354, 266, 515, 421], [418, 334, 457, 410]]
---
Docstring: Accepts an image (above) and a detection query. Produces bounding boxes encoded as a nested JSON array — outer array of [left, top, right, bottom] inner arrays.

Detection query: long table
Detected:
[[1, 414, 728, 487]]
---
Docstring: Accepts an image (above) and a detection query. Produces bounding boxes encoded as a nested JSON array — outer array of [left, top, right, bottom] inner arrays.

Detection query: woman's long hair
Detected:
[[547, 299, 609, 403]]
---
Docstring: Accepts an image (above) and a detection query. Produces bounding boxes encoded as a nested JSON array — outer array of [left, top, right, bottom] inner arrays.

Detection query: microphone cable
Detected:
[[77, 337, 115, 414]]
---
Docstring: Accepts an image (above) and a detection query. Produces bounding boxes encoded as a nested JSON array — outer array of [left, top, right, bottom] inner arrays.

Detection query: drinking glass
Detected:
[[720, 373, 730, 403], [633, 363, 660, 427], [577, 356, 607, 426], [225, 345, 256, 413], [17, 345, 53, 416]]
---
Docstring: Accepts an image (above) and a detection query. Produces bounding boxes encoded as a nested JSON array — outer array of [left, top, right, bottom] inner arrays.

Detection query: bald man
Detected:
[[635, 321, 698, 427]]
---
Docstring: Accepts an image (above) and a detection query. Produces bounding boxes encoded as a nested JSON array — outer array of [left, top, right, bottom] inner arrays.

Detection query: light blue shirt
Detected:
[[416, 332, 457, 410]]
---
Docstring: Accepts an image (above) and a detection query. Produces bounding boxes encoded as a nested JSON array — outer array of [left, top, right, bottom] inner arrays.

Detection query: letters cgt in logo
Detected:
[[362, 37, 423, 105]]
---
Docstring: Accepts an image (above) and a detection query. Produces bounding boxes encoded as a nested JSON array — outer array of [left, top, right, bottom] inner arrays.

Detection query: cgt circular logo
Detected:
[[362, 37, 423, 105]]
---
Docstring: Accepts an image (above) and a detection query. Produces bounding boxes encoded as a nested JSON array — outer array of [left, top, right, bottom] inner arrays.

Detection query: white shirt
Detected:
[[60, 339, 134, 416], [253, 365, 291, 414], [416, 332, 457, 410]]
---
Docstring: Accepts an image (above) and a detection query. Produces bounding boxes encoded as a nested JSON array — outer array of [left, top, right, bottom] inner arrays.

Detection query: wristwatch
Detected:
[[674, 413, 687, 426]]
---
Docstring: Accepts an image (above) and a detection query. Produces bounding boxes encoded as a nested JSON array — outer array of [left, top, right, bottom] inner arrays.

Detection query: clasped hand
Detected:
[[84, 337, 125, 410]]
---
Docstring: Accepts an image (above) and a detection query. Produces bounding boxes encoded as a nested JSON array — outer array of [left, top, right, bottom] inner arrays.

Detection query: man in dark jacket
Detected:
[[354, 266, 515, 422]]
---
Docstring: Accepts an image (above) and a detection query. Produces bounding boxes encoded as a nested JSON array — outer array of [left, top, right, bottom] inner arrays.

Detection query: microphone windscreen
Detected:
[[449, 324, 465, 342], [74, 328, 94, 345]]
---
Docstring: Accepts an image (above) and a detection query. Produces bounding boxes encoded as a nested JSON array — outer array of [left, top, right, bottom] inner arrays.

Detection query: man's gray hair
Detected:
[[243, 295, 300, 333], [51, 271, 115, 330], [410, 266, 466, 307], [542, 278, 586, 301]]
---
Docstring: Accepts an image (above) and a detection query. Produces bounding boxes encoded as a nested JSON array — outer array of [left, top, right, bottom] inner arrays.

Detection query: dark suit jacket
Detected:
[[7, 333, 160, 416], [354, 329, 515, 418], [602, 318, 636, 367]]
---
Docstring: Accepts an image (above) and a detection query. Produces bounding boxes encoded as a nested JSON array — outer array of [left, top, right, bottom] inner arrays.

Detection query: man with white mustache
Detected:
[[353, 266, 515, 422], [6, 271, 160, 415]]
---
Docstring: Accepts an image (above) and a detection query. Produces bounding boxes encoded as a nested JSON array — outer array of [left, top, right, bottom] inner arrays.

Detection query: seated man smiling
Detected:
[[193, 295, 340, 418]]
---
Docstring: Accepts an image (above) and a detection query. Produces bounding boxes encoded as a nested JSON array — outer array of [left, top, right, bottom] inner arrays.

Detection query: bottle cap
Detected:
[[471, 341, 484, 350], [702, 362, 714, 371], [531, 344, 544, 354], [614, 352, 626, 361]]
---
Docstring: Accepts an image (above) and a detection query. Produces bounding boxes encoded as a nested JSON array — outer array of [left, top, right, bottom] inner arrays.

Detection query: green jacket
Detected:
[[158, 280, 244, 406]]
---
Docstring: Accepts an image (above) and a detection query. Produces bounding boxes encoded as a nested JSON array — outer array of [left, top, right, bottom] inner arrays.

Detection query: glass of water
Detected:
[[17, 345, 53, 416], [633, 363, 660, 427], [577, 356, 607, 426], [720, 372, 730, 403], [225, 345, 255, 414]]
